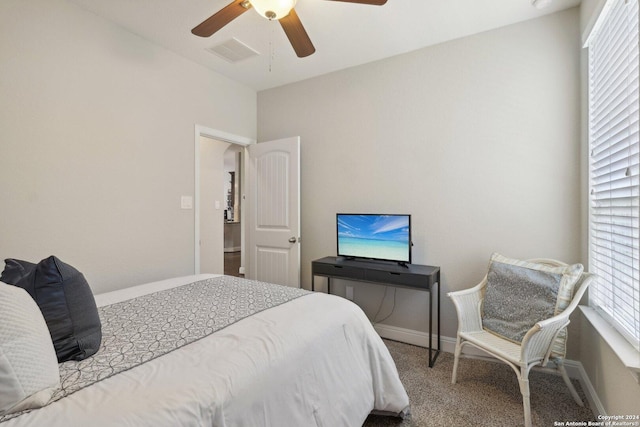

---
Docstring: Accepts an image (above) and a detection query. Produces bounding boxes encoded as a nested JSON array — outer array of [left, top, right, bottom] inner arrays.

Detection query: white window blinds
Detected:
[[588, 0, 640, 350]]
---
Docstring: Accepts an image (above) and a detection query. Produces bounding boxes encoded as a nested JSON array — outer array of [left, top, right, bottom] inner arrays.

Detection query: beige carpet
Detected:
[[364, 339, 595, 427]]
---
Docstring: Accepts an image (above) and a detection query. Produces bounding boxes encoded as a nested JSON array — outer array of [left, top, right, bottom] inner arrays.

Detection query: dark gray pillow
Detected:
[[0, 258, 36, 288], [2, 256, 102, 362]]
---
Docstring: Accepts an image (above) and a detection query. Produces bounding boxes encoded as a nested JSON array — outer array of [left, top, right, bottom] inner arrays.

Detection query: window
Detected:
[[587, 0, 640, 351]]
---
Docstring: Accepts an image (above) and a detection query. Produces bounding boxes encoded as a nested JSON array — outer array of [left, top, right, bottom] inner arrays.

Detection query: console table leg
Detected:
[[428, 279, 441, 368], [429, 288, 433, 367], [437, 276, 441, 354]]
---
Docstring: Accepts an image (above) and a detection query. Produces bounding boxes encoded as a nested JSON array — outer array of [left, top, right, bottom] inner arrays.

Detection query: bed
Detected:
[[1, 274, 410, 426]]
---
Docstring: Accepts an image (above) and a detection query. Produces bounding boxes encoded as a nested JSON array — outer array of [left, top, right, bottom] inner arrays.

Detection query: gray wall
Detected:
[[0, 0, 256, 293], [258, 9, 582, 348]]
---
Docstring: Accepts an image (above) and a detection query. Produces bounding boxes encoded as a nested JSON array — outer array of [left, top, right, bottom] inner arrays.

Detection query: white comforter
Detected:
[[3, 275, 409, 426]]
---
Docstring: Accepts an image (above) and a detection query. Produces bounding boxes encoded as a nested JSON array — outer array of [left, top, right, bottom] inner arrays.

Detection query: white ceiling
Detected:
[[67, 0, 581, 91]]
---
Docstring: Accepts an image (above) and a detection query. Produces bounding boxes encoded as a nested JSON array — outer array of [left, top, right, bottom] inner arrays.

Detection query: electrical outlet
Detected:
[[346, 286, 354, 301]]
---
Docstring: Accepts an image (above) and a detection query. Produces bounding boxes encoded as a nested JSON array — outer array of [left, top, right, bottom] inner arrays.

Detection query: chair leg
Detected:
[[518, 375, 532, 427], [452, 336, 462, 384], [556, 359, 584, 406]]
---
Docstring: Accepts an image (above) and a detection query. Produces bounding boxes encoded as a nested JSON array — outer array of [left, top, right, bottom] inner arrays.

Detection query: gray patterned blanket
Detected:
[[2, 276, 309, 422]]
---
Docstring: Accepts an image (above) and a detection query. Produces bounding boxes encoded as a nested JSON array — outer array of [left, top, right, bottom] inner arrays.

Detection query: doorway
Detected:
[[194, 127, 301, 287], [194, 125, 254, 275], [223, 145, 243, 277]]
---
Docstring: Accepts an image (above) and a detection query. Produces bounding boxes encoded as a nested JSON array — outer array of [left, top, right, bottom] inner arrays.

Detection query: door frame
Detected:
[[194, 125, 255, 274]]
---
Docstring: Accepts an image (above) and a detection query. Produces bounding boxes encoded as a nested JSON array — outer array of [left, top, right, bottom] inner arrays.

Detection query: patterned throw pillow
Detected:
[[482, 253, 583, 355]]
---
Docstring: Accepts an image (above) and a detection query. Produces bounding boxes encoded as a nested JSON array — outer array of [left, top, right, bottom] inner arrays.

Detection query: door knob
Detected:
[[289, 237, 297, 243]]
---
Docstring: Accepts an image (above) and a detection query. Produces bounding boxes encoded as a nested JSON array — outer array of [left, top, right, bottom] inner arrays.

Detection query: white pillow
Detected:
[[0, 282, 60, 415]]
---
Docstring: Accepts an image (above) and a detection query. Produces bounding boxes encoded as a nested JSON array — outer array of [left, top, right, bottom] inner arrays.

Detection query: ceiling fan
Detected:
[[192, 0, 388, 58]]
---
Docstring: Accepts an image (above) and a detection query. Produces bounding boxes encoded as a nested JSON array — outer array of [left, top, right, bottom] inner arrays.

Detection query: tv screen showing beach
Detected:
[[337, 214, 411, 263]]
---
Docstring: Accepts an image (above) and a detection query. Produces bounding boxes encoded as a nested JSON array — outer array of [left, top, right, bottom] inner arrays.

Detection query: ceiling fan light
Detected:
[[251, 0, 297, 20]]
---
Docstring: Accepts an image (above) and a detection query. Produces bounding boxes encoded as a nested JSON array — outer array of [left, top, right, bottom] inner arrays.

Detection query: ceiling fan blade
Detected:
[[323, 0, 387, 5], [279, 9, 316, 58], [192, 0, 251, 37]]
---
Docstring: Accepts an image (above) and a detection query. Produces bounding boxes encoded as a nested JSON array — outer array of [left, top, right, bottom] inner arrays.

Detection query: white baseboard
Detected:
[[567, 360, 606, 418], [224, 247, 241, 253], [373, 322, 452, 352], [373, 323, 604, 418]]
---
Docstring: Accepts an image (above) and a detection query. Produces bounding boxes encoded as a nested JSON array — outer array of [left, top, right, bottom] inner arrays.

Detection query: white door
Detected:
[[246, 137, 300, 287]]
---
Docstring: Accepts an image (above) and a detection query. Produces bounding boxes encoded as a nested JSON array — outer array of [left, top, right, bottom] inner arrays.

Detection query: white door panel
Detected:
[[247, 137, 300, 287]]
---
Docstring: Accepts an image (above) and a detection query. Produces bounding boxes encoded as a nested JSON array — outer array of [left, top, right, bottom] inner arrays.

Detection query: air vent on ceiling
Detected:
[[207, 38, 260, 63]]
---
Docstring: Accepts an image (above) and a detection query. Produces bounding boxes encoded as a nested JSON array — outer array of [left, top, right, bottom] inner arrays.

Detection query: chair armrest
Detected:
[[520, 273, 595, 363], [521, 313, 571, 364], [448, 279, 486, 333]]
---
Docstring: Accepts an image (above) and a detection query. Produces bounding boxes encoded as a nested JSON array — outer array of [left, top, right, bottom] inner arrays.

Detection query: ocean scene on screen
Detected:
[[337, 214, 410, 262]]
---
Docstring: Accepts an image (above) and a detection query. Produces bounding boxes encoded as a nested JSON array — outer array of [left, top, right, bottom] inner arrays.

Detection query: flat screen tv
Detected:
[[337, 214, 412, 265]]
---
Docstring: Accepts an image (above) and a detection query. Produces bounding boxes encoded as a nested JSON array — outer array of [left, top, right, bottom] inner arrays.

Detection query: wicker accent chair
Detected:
[[448, 258, 594, 427]]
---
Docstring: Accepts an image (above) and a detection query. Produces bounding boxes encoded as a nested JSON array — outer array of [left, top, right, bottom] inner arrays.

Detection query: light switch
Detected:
[[181, 196, 193, 210], [215, 200, 221, 210]]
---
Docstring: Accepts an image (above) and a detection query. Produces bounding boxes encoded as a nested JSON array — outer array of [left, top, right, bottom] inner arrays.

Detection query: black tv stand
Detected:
[[311, 256, 441, 367]]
